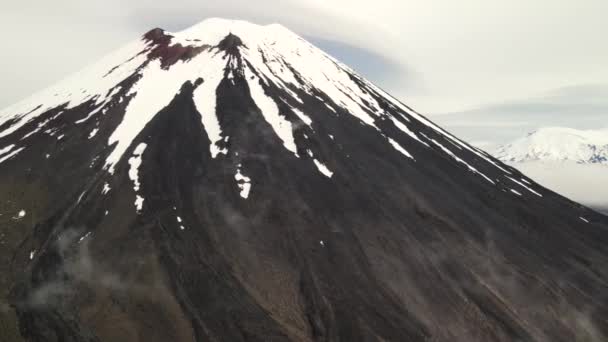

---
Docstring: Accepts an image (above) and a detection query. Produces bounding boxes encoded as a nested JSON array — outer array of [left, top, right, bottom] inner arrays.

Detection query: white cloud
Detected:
[[432, 83, 608, 150], [1, 0, 608, 116]]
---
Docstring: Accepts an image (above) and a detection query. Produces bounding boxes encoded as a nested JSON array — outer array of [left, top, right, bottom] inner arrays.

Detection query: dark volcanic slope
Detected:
[[0, 19, 607, 342]]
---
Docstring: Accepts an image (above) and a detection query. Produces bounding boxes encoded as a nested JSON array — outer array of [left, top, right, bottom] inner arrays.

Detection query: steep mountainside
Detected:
[[0, 19, 607, 342]]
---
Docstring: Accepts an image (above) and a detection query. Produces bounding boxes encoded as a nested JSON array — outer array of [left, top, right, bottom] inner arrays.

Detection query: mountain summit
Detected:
[[1, 18, 607, 342]]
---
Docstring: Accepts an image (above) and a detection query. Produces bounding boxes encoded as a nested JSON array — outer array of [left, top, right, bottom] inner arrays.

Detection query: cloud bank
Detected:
[[2, 0, 608, 116]]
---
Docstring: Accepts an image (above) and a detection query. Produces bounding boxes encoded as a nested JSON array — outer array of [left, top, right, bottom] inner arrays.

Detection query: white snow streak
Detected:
[[0, 145, 15, 156], [429, 138, 495, 185], [388, 138, 414, 160], [306, 147, 334, 177], [78, 232, 92, 243], [388, 116, 429, 147], [313, 159, 334, 178], [245, 67, 299, 157], [20, 118, 52, 140], [192, 56, 229, 158], [0, 147, 25, 164], [291, 107, 313, 127], [510, 189, 522, 196], [77, 191, 86, 204], [365, 82, 510, 174], [506, 176, 543, 197]]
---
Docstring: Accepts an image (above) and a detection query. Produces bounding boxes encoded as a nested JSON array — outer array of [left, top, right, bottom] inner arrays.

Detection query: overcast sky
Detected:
[[2, 0, 607, 148]]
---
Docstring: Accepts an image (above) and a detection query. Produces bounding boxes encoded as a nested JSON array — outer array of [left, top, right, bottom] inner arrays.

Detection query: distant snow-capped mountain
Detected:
[[496, 127, 608, 164]]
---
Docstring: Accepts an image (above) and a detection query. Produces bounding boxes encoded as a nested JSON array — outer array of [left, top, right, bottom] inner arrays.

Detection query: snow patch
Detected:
[[135, 195, 145, 212], [128, 143, 147, 212], [88, 128, 99, 139], [102, 183, 111, 195], [235, 166, 252, 199], [13, 210, 26, 220]]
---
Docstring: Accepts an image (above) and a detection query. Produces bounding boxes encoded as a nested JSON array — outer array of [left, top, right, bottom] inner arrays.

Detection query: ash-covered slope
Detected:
[[1, 18, 607, 342]]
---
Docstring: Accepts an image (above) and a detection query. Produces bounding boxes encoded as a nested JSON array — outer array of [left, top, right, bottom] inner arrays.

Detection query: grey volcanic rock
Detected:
[[0, 19, 607, 342]]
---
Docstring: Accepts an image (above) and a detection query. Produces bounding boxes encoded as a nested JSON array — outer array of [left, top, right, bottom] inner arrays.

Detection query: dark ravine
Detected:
[[0, 18, 607, 342]]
